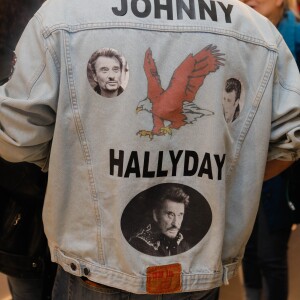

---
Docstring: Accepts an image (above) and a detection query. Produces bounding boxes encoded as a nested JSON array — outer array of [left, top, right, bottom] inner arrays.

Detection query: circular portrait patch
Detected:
[[121, 183, 212, 257], [87, 48, 129, 98]]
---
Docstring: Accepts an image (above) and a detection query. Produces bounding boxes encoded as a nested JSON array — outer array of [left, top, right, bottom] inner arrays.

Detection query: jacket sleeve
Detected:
[[0, 15, 58, 169], [267, 36, 300, 161]]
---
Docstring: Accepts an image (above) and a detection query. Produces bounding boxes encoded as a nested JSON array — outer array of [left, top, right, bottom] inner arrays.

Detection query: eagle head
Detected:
[[136, 97, 152, 114]]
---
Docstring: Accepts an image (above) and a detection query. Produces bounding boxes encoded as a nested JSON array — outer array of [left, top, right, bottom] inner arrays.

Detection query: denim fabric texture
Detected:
[[52, 267, 220, 300], [0, 0, 299, 294], [242, 9, 300, 300]]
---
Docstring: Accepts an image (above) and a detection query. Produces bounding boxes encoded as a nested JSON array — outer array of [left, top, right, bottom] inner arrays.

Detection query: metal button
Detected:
[[83, 267, 90, 276], [70, 263, 77, 271]]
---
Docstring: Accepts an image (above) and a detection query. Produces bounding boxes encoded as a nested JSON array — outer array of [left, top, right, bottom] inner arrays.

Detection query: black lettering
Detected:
[[184, 151, 199, 176], [214, 154, 225, 180], [112, 0, 128, 16], [132, 0, 152, 18], [157, 151, 168, 177], [110, 149, 124, 177], [124, 151, 141, 177], [198, 0, 217, 21], [169, 150, 183, 176], [154, 0, 173, 20], [217, 1, 233, 23], [143, 152, 156, 177], [198, 152, 213, 179], [110, 150, 226, 179], [177, 0, 196, 19]]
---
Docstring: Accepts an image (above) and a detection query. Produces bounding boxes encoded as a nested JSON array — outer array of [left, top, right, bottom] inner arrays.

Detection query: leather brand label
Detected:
[[146, 263, 182, 294]]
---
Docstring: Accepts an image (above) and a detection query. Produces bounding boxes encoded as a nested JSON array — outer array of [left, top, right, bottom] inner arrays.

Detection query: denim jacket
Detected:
[[0, 0, 300, 294]]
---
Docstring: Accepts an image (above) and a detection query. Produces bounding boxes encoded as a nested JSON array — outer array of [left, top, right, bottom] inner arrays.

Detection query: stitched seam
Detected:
[[226, 51, 276, 177], [63, 31, 104, 264], [41, 22, 278, 52]]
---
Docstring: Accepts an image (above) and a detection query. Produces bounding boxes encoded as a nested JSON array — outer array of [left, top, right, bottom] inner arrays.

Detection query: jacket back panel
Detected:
[[1, 0, 300, 293]]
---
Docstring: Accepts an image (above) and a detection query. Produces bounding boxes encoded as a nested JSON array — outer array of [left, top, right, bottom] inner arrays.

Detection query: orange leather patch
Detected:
[[82, 278, 102, 288], [146, 263, 182, 294]]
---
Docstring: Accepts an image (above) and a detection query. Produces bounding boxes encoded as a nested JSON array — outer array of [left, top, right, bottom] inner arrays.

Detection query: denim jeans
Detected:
[[52, 266, 220, 300], [6, 259, 57, 300]]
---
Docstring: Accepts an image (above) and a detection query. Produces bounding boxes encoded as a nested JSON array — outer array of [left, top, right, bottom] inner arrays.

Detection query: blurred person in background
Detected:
[[0, 0, 57, 299], [241, 0, 300, 299], [242, 0, 299, 66], [288, 0, 300, 14]]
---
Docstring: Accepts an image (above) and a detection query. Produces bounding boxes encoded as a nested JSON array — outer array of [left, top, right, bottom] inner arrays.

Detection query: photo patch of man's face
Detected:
[[222, 78, 242, 123], [153, 199, 185, 239], [121, 183, 212, 257], [223, 90, 238, 123], [93, 56, 122, 96], [87, 48, 129, 98]]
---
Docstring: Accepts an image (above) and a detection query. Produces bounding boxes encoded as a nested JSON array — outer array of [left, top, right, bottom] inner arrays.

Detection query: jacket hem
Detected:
[[51, 246, 240, 294]]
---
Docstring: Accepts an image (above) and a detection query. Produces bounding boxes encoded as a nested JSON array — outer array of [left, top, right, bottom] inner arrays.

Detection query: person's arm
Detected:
[[264, 159, 294, 181], [0, 15, 58, 169], [266, 34, 300, 170]]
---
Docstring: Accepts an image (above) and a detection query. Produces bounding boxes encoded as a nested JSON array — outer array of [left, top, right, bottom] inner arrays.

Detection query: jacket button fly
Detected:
[[70, 263, 77, 271]]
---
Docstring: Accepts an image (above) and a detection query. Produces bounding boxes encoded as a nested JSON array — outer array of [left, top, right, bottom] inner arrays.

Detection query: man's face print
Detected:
[[223, 90, 238, 123], [121, 183, 213, 256], [153, 200, 185, 239], [87, 48, 129, 98], [93, 56, 122, 95]]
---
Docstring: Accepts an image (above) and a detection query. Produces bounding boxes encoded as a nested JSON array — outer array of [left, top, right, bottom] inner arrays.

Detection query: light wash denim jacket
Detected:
[[0, 0, 300, 294]]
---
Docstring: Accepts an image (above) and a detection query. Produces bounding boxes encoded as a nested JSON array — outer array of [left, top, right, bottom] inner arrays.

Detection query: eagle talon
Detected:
[[159, 127, 172, 136], [137, 130, 153, 140]]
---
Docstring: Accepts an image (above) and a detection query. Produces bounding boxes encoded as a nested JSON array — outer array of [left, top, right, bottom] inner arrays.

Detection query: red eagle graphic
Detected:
[[136, 45, 225, 139]]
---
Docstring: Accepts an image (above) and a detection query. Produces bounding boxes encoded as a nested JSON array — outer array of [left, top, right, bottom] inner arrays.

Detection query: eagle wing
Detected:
[[144, 48, 164, 100], [183, 102, 214, 124], [166, 44, 225, 102]]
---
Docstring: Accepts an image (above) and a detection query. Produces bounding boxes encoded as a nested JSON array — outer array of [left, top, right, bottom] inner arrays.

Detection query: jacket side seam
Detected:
[[63, 31, 105, 265], [227, 50, 277, 176]]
